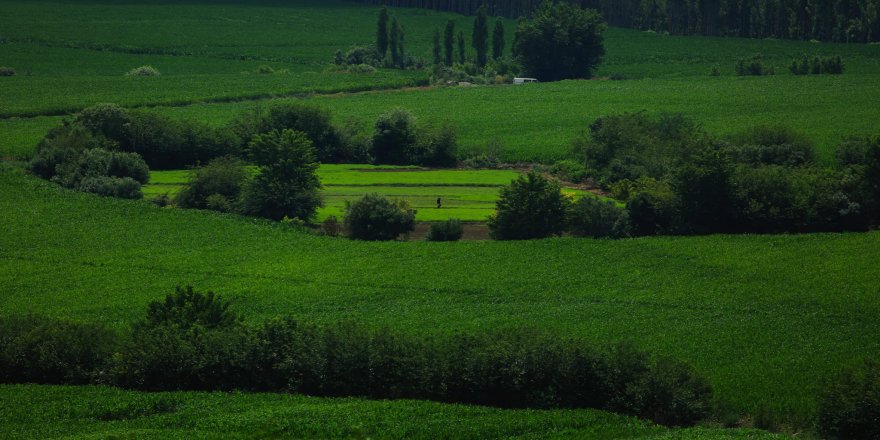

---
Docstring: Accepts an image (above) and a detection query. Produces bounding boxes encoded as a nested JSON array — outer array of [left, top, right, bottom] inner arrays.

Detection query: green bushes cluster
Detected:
[[488, 172, 570, 240], [817, 360, 880, 440], [0, 66, 16, 76], [426, 219, 464, 241], [0, 287, 715, 427], [175, 156, 249, 212], [343, 193, 416, 241], [573, 112, 877, 235], [735, 54, 774, 76], [370, 108, 458, 166], [790, 55, 844, 75]]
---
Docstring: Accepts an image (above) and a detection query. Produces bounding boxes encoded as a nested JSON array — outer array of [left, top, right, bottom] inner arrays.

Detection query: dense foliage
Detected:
[[350, 0, 880, 43], [175, 156, 249, 212], [818, 360, 880, 440], [513, 2, 606, 81], [0, 287, 715, 427], [343, 193, 417, 240], [488, 172, 569, 240], [240, 129, 323, 222], [426, 218, 464, 241]]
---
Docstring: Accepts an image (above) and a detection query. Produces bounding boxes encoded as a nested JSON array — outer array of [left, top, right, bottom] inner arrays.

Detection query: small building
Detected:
[[513, 77, 539, 85]]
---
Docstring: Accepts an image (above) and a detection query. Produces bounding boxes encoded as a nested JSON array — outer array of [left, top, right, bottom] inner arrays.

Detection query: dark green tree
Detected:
[[672, 147, 737, 233], [472, 5, 489, 67], [488, 172, 570, 240], [390, 17, 401, 66], [513, 2, 607, 81], [241, 129, 323, 221], [433, 28, 442, 65], [457, 31, 466, 64], [377, 7, 389, 59], [371, 108, 417, 165], [492, 18, 505, 59], [344, 194, 416, 241], [444, 20, 455, 66]]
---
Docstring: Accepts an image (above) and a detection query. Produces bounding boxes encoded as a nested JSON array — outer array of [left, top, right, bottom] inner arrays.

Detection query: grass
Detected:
[[2, 166, 879, 428], [0, 385, 788, 439], [143, 165, 595, 222]]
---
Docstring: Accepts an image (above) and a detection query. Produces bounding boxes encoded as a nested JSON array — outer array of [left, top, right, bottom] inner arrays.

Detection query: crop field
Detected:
[[144, 165, 595, 222], [3, 167, 880, 428], [0, 385, 788, 439], [2, 0, 880, 438]]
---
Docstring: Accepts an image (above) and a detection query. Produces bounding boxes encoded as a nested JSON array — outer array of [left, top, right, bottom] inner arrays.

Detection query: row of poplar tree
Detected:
[[354, 0, 880, 43]]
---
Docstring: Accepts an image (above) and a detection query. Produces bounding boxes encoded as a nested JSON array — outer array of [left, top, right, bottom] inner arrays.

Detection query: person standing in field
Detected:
[[437, 197, 442, 208]]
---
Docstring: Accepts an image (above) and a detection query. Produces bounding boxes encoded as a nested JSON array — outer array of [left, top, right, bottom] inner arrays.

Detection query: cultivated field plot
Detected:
[[145, 165, 594, 222], [0, 385, 787, 439], [2, 168, 879, 427]]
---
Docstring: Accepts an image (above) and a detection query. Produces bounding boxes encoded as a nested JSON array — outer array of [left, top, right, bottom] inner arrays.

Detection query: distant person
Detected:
[[437, 197, 442, 209]]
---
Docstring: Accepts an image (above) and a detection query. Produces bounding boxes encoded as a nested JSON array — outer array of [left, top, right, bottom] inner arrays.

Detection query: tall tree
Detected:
[[514, 2, 607, 81], [398, 24, 406, 68], [472, 5, 489, 67], [492, 18, 505, 59], [390, 17, 401, 66], [457, 31, 466, 64], [433, 28, 443, 65], [377, 7, 389, 59], [444, 20, 455, 66]]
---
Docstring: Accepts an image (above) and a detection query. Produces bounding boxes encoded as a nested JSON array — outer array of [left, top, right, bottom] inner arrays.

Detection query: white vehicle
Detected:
[[513, 77, 539, 85]]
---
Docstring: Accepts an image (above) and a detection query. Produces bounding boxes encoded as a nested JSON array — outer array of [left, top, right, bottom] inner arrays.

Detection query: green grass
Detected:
[[2, 167, 879, 428], [0, 385, 788, 439], [143, 165, 594, 222]]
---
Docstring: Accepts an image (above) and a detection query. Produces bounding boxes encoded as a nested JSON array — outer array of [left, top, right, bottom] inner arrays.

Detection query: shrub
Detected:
[[417, 123, 458, 167], [140, 285, 241, 331], [343, 193, 416, 241], [0, 66, 15, 76], [672, 148, 738, 234], [29, 123, 113, 180], [735, 54, 773, 76], [230, 102, 345, 163], [549, 159, 590, 183], [626, 179, 677, 236], [320, 215, 342, 237], [488, 172, 569, 240], [426, 219, 464, 241], [372, 108, 418, 165], [725, 125, 816, 166], [240, 129, 323, 222], [0, 315, 118, 385], [175, 156, 248, 211], [818, 360, 880, 440], [55, 148, 148, 188], [567, 197, 630, 238], [248, 317, 325, 393], [710, 64, 721, 76], [74, 103, 130, 142], [257, 65, 275, 74], [125, 65, 161, 76], [77, 176, 143, 199], [124, 111, 240, 170]]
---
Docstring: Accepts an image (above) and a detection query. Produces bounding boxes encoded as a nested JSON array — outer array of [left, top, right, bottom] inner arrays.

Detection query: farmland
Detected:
[[144, 165, 595, 222], [2, 0, 880, 438]]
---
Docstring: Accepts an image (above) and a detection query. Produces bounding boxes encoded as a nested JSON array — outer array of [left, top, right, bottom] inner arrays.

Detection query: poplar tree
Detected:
[[377, 7, 389, 59], [472, 5, 489, 67], [457, 31, 466, 64], [444, 20, 455, 66], [390, 17, 400, 66], [492, 18, 505, 59], [433, 28, 443, 65]]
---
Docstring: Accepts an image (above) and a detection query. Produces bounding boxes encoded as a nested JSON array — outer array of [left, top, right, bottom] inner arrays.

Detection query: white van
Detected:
[[513, 77, 539, 85]]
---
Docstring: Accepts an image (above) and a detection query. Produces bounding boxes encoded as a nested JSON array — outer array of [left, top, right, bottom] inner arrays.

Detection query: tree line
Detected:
[[351, 0, 880, 43]]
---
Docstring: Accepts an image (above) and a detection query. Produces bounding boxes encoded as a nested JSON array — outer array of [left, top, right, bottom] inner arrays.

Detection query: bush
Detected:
[[0, 315, 118, 385], [426, 219, 464, 241], [124, 111, 240, 170], [230, 102, 345, 163], [125, 65, 161, 76], [372, 108, 418, 165], [626, 179, 677, 236], [77, 176, 143, 199], [417, 123, 458, 167], [240, 129, 323, 222], [567, 197, 630, 238], [735, 54, 773, 76], [55, 148, 148, 187], [0, 66, 15, 76], [818, 360, 880, 440], [74, 103, 130, 142], [343, 193, 416, 241], [29, 123, 114, 180], [140, 285, 241, 331], [725, 125, 816, 166], [175, 156, 248, 211], [248, 317, 324, 393], [320, 215, 343, 237], [488, 172, 569, 240], [672, 148, 738, 234], [549, 159, 590, 183]]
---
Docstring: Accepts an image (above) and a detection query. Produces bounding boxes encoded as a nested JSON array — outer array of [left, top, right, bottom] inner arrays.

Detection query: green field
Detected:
[[2, 0, 880, 437], [3, 167, 879, 430], [0, 385, 788, 439], [144, 165, 595, 222]]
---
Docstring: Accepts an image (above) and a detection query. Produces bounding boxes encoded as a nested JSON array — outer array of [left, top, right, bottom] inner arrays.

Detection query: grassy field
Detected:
[[2, 167, 879, 428], [0, 385, 788, 439], [144, 165, 597, 222]]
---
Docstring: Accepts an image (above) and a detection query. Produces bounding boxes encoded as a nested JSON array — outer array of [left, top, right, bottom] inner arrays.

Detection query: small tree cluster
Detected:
[[426, 219, 464, 241], [1, 287, 715, 427], [790, 55, 844, 75], [343, 193, 416, 241], [735, 54, 774, 76], [371, 108, 458, 166], [0, 66, 15, 76]]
